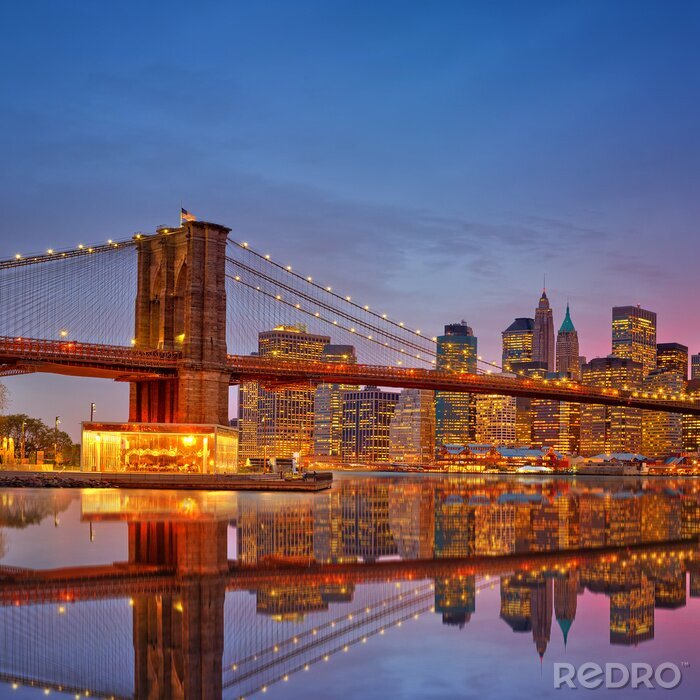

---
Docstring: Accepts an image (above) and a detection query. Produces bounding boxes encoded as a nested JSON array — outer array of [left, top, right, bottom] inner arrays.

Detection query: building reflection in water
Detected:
[[0, 476, 698, 698]]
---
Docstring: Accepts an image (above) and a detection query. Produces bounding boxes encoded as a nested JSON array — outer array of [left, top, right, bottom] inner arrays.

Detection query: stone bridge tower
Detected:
[[130, 221, 230, 424]]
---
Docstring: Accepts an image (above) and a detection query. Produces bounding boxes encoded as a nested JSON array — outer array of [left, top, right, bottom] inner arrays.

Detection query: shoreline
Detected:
[[0, 470, 332, 492]]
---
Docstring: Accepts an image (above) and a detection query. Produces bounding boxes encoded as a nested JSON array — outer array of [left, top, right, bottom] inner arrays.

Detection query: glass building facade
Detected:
[[580, 357, 643, 456], [611, 306, 657, 377], [475, 384, 517, 446], [641, 371, 683, 458], [388, 388, 435, 464], [341, 386, 399, 463], [81, 422, 238, 473], [313, 344, 358, 457], [656, 342, 688, 380], [435, 323, 478, 448], [502, 318, 534, 372]]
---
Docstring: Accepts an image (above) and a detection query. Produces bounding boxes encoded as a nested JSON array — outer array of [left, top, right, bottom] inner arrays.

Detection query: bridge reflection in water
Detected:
[[0, 476, 699, 699]]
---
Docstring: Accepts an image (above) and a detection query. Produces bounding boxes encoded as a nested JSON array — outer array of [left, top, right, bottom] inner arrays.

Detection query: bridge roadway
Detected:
[[0, 538, 696, 607], [2, 337, 700, 414]]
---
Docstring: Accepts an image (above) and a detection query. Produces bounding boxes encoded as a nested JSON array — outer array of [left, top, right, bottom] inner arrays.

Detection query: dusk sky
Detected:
[[2, 0, 700, 437]]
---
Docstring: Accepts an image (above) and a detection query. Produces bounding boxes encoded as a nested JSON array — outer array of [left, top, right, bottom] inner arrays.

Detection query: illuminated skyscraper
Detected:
[[313, 344, 357, 457], [435, 322, 478, 447], [692, 353, 700, 380], [612, 305, 657, 377], [641, 371, 683, 458], [502, 317, 534, 371], [656, 342, 688, 379], [239, 325, 330, 460], [532, 393, 580, 454], [533, 289, 555, 372], [580, 357, 643, 456], [389, 388, 435, 464], [556, 303, 580, 380], [475, 384, 517, 446], [682, 378, 700, 452], [341, 387, 399, 462]]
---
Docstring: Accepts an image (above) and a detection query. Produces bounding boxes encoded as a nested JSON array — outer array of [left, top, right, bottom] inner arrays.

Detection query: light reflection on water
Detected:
[[0, 474, 698, 699]]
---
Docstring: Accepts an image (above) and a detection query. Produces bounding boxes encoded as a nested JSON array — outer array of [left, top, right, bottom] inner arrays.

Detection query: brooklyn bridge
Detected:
[[0, 220, 698, 422]]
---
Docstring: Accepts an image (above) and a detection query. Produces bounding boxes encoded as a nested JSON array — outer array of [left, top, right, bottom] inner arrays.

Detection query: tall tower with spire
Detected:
[[533, 288, 555, 372], [556, 303, 581, 380]]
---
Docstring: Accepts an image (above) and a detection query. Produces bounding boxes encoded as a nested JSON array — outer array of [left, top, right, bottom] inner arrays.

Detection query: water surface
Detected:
[[0, 474, 698, 699]]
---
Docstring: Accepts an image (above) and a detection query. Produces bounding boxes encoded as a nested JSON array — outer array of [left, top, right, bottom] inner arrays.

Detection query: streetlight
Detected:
[[90, 402, 96, 422], [54, 416, 60, 468]]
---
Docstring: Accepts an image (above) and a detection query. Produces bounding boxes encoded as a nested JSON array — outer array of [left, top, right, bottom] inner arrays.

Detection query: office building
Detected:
[[641, 371, 683, 458], [683, 378, 700, 452], [435, 322, 478, 447], [341, 386, 399, 462], [533, 289, 555, 372], [475, 386, 517, 446], [656, 342, 688, 379], [502, 318, 534, 372], [313, 345, 357, 457], [692, 353, 700, 380], [389, 388, 435, 464], [556, 303, 580, 380], [239, 325, 330, 460], [580, 357, 643, 456], [532, 393, 580, 454], [612, 306, 657, 377]]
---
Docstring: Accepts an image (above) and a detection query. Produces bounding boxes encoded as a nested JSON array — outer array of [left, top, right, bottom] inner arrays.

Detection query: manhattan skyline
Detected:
[[2, 1, 700, 436]]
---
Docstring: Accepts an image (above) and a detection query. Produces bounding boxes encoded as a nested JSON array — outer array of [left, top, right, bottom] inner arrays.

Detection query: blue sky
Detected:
[[1, 1, 700, 436]]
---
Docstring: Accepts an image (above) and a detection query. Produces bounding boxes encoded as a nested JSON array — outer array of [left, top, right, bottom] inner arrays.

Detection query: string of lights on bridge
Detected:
[[228, 237, 505, 374]]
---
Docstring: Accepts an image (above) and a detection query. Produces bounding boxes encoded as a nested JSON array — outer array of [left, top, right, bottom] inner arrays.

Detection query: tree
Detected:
[[0, 414, 74, 463]]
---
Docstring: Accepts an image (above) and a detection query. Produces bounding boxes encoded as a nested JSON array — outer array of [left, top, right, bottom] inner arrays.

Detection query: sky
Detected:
[[1, 0, 700, 438]]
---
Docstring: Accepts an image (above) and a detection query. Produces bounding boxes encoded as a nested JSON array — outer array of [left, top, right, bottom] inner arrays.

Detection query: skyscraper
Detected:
[[435, 322, 478, 448], [389, 389, 435, 464], [641, 371, 683, 458], [556, 303, 580, 380], [682, 378, 700, 452], [341, 386, 399, 462], [533, 289, 555, 372], [692, 353, 700, 380], [612, 306, 657, 377], [314, 345, 357, 457], [239, 324, 330, 460], [656, 342, 688, 379], [502, 318, 534, 371], [532, 394, 580, 454], [580, 357, 643, 456], [475, 385, 517, 446]]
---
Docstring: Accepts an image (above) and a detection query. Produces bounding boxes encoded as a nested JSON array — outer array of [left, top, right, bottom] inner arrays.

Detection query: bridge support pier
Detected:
[[130, 221, 231, 425]]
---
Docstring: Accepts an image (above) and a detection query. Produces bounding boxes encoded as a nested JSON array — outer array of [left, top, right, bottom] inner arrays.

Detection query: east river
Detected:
[[0, 473, 698, 699]]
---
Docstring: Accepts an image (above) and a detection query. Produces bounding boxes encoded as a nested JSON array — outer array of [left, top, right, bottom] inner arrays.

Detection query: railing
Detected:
[[0, 336, 180, 368], [227, 355, 700, 414]]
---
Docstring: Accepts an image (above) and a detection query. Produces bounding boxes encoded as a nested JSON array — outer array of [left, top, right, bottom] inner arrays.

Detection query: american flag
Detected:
[[180, 208, 196, 223]]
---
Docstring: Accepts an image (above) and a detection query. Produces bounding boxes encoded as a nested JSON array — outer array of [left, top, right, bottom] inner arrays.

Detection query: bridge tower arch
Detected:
[[130, 221, 231, 424]]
